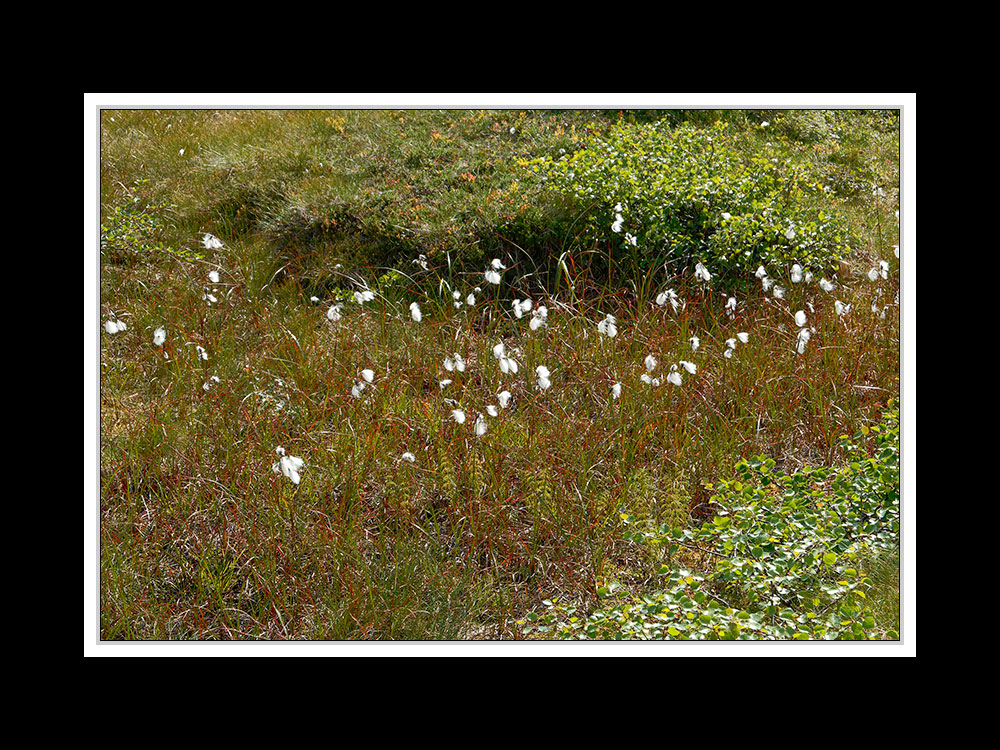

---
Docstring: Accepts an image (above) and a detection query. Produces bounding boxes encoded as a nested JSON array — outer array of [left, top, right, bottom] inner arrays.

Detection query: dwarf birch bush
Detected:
[[526, 121, 853, 285], [523, 402, 900, 640]]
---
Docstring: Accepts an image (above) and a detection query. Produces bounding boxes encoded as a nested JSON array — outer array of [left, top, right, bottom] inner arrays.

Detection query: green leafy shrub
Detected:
[[525, 120, 853, 285], [100, 180, 192, 264], [523, 402, 899, 640]]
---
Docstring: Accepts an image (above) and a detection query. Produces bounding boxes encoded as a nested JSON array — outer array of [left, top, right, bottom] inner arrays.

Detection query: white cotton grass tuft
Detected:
[[666, 368, 682, 387], [772, 285, 785, 299], [272, 446, 304, 485], [679, 360, 697, 374], [834, 300, 852, 316], [689, 336, 700, 353], [736, 332, 749, 344], [327, 303, 343, 322], [208, 270, 220, 284], [485, 259, 506, 285], [486, 404, 499, 418], [438, 379, 453, 389], [796, 328, 811, 354], [611, 206, 624, 233], [105, 319, 127, 334], [611, 382, 622, 400], [409, 301, 422, 322], [354, 289, 376, 304], [794, 310, 807, 327], [694, 262, 712, 282], [785, 227, 796, 241], [755, 265, 768, 279], [644, 354, 658, 372], [656, 288, 681, 311], [474, 413, 488, 437], [401, 451, 416, 463], [443, 354, 465, 373], [202, 233, 224, 250], [879, 260, 890, 279], [791, 264, 803, 283], [867, 267, 879, 282], [493, 342, 519, 375], [535, 365, 552, 391], [640, 373, 661, 386], [498, 390, 512, 409], [597, 314, 618, 338], [451, 409, 466, 424], [529, 305, 548, 331], [819, 278, 836, 292], [361, 369, 375, 384], [512, 298, 532, 319], [152, 327, 166, 346]]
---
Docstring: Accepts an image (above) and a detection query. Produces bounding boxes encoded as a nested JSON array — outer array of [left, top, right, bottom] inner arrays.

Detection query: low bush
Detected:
[[523, 401, 899, 640], [525, 120, 854, 287]]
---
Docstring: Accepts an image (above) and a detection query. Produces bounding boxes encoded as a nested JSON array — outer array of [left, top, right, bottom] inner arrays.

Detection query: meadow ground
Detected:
[[97, 108, 902, 641]]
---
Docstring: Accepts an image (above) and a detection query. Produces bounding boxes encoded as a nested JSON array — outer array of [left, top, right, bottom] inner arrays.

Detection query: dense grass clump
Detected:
[[99, 108, 900, 640]]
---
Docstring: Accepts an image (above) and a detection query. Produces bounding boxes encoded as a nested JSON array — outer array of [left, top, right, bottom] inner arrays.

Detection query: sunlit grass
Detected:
[[100, 109, 900, 640]]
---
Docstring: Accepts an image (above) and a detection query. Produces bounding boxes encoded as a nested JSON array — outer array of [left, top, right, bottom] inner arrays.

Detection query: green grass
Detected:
[[99, 108, 900, 640]]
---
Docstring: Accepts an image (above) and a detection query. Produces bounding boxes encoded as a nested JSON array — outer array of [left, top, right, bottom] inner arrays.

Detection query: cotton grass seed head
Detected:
[[535, 365, 552, 390], [530, 306, 548, 330], [272, 447, 304, 485], [597, 314, 618, 338], [796, 328, 811, 354]]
